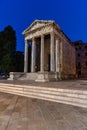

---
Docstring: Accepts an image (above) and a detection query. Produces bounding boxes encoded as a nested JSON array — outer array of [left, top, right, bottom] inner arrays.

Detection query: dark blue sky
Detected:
[[0, 0, 87, 51]]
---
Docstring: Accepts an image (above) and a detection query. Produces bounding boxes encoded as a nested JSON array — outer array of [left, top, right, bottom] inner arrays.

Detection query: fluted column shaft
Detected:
[[56, 39, 60, 72], [50, 32, 55, 72], [40, 35, 44, 72], [31, 38, 35, 72], [24, 40, 28, 72]]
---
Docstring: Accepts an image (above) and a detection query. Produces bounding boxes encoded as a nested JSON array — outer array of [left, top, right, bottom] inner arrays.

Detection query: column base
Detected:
[[8, 72, 15, 80], [35, 72, 56, 82], [35, 72, 49, 82]]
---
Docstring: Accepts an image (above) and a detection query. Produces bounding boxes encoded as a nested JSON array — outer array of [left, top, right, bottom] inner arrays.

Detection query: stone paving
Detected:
[[0, 92, 87, 130]]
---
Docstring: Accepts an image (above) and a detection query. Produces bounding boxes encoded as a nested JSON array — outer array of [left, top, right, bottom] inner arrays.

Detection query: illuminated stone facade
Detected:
[[22, 20, 76, 81]]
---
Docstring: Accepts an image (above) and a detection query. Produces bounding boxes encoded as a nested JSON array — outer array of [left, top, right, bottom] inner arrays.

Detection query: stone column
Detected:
[[50, 32, 55, 72], [40, 35, 44, 72], [55, 38, 60, 72], [31, 38, 35, 72], [24, 40, 28, 72], [59, 39, 63, 80]]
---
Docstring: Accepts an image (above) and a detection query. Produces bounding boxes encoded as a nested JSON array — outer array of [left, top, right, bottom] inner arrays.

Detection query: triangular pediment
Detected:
[[23, 20, 55, 34]]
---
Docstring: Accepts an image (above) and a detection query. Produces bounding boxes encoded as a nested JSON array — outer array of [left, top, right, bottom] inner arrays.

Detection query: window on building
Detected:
[[86, 61, 87, 66], [85, 46, 87, 49], [85, 52, 87, 56], [75, 43, 79, 46], [78, 71, 81, 75], [78, 53, 80, 57], [79, 46, 81, 50], [78, 62, 81, 67], [78, 71, 81, 78]]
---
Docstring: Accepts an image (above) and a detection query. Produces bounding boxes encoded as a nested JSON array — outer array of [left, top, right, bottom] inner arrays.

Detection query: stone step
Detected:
[[0, 83, 87, 108], [0, 85, 87, 100], [0, 87, 87, 108], [0, 83, 87, 96]]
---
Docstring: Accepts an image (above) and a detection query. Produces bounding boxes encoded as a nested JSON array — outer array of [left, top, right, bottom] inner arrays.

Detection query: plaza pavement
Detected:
[[0, 92, 87, 130], [0, 80, 87, 129]]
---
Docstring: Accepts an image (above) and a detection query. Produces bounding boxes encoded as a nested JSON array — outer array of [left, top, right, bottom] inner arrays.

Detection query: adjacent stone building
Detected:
[[74, 40, 87, 78], [22, 20, 76, 81]]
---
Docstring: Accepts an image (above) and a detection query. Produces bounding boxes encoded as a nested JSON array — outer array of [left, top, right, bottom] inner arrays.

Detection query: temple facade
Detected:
[[22, 20, 76, 81]]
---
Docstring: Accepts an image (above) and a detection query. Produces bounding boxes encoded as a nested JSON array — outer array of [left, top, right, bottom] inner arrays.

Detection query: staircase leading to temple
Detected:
[[0, 81, 87, 108]]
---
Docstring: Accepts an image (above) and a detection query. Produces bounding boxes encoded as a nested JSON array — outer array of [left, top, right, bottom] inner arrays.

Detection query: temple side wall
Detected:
[[62, 41, 76, 79]]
